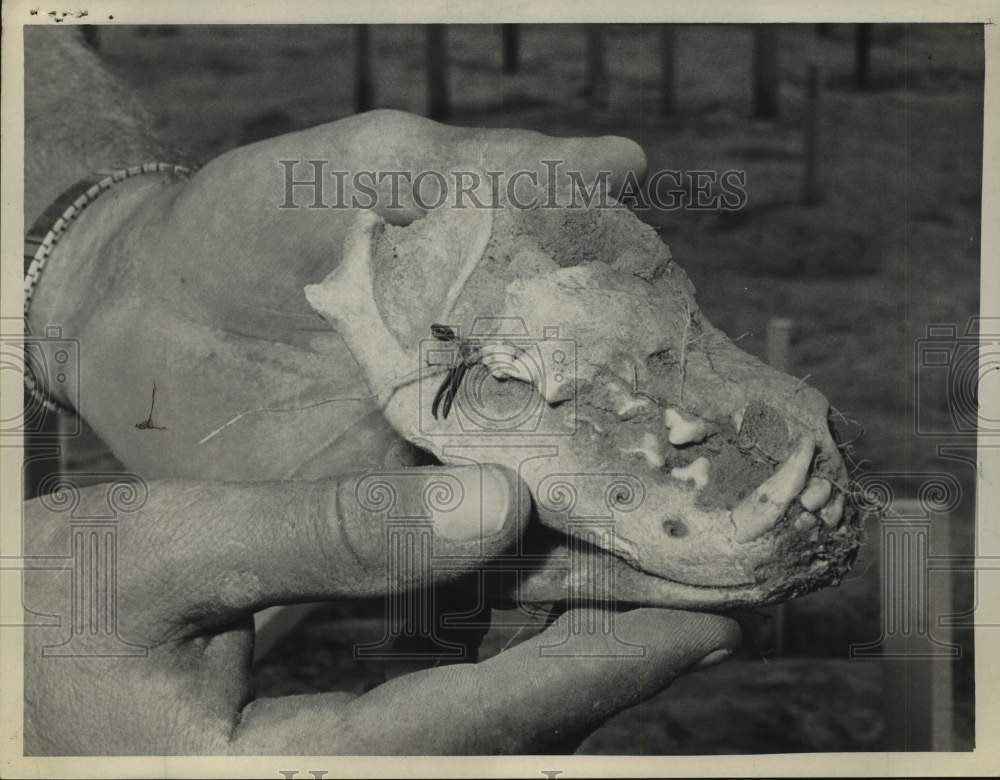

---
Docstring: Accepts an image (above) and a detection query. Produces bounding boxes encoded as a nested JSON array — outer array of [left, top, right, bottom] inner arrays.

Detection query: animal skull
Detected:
[[305, 202, 862, 609]]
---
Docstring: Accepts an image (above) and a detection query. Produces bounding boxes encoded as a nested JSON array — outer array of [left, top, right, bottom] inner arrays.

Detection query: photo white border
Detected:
[[1, 0, 997, 776]]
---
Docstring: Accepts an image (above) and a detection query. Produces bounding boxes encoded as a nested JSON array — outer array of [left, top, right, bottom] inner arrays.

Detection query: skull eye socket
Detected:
[[662, 518, 688, 538]]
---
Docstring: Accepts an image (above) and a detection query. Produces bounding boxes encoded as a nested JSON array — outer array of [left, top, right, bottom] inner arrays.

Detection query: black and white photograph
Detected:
[[3, 2, 998, 774]]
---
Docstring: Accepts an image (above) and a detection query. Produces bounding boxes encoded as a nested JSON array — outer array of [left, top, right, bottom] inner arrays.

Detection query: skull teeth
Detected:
[[663, 408, 708, 446], [800, 478, 833, 512], [794, 510, 818, 532], [820, 494, 845, 528], [622, 432, 667, 468], [731, 434, 815, 544], [670, 457, 711, 490]]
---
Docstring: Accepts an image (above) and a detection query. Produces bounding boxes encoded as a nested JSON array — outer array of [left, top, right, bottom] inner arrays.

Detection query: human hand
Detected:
[[24, 465, 740, 755], [29, 110, 647, 483]]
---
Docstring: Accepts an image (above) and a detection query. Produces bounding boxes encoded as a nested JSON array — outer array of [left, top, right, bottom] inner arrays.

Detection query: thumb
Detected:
[[121, 464, 527, 633]]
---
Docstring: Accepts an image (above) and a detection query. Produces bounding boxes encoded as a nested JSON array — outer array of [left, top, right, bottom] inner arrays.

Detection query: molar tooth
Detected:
[[670, 457, 710, 490], [663, 408, 707, 445], [820, 494, 845, 528], [731, 434, 815, 544], [621, 432, 666, 468], [800, 478, 833, 512]]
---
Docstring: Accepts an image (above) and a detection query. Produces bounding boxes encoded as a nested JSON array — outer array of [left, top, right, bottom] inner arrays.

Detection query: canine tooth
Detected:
[[820, 494, 845, 528], [800, 478, 833, 512], [794, 511, 818, 532], [732, 405, 746, 433], [670, 457, 710, 490], [663, 408, 707, 445], [622, 432, 666, 468], [731, 435, 815, 543]]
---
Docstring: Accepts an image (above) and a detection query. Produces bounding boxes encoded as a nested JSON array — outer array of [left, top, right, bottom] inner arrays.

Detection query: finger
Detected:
[[118, 464, 527, 631], [332, 111, 647, 220], [337, 110, 648, 191], [372, 130, 648, 225], [228, 608, 741, 754], [453, 126, 649, 196]]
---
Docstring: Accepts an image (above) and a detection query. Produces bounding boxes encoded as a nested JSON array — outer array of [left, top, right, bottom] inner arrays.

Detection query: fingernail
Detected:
[[433, 465, 513, 542], [691, 648, 733, 672]]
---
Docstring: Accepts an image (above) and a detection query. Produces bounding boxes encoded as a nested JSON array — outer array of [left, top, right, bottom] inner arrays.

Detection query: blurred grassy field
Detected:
[[73, 23, 982, 752], [89, 22, 983, 488]]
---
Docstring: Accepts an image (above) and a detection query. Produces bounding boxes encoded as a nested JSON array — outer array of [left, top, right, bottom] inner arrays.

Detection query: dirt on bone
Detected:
[[305, 200, 863, 607], [578, 381, 774, 511], [693, 442, 773, 511]]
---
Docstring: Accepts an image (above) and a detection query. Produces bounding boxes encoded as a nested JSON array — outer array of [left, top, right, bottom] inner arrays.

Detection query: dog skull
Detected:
[[305, 203, 862, 609]]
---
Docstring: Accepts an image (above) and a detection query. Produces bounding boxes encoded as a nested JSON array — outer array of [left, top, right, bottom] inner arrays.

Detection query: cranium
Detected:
[[305, 201, 862, 610]]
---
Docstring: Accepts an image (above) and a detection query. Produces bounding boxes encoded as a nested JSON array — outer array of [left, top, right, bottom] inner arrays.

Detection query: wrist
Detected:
[[26, 168, 189, 411]]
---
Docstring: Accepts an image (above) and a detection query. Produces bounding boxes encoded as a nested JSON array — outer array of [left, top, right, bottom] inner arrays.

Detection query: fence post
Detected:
[[850, 498, 958, 750], [584, 26, 609, 109], [854, 23, 871, 90], [659, 25, 677, 115], [752, 26, 780, 119], [766, 317, 793, 374], [803, 64, 822, 206], [81, 25, 100, 50], [502, 24, 520, 74], [766, 317, 793, 655], [426, 25, 450, 120], [354, 25, 374, 114]]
